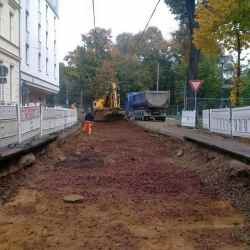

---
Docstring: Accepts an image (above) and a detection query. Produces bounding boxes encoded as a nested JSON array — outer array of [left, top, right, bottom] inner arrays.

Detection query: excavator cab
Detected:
[[93, 82, 122, 121]]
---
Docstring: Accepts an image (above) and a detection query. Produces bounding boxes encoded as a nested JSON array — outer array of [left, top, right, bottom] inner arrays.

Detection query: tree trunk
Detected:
[[185, 0, 200, 101], [235, 31, 241, 106]]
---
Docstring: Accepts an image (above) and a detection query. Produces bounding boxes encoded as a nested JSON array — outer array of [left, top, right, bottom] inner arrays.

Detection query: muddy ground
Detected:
[[0, 121, 250, 250]]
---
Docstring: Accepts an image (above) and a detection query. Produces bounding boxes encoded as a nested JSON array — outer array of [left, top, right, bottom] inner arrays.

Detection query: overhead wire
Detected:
[[134, 0, 162, 51]]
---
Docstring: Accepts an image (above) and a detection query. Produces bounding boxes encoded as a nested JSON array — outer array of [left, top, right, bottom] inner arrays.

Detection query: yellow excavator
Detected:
[[93, 82, 123, 121]]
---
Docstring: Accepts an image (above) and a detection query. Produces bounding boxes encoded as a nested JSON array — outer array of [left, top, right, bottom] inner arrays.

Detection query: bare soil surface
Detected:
[[0, 121, 250, 250]]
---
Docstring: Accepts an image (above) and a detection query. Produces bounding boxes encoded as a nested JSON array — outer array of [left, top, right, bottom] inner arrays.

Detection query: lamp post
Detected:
[[219, 55, 226, 107]]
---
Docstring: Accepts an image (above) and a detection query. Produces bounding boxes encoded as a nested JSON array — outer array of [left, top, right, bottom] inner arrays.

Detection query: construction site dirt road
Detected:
[[0, 121, 250, 250]]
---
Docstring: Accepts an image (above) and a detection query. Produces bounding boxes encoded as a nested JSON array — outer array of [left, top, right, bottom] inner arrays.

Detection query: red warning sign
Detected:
[[189, 80, 204, 92]]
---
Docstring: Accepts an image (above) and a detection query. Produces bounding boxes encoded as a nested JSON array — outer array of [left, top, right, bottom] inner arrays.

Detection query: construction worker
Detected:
[[83, 109, 94, 135]]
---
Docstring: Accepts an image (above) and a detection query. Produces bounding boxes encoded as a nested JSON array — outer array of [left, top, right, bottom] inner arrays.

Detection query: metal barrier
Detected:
[[232, 106, 250, 138], [0, 105, 78, 148], [202, 106, 250, 138], [202, 109, 210, 130], [21, 106, 41, 142], [42, 107, 77, 136], [210, 108, 231, 135], [181, 111, 196, 128], [0, 105, 18, 148]]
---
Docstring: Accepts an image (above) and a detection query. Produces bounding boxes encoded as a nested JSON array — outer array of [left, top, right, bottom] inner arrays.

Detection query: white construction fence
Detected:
[[202, 106, 250, 138], [0, 105, 78, 148], [181, 111, 196, 128]]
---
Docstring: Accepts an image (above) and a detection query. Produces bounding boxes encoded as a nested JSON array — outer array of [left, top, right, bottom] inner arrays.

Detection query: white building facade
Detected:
[[20, 0, 59, 104], [0, 0, 20, 104]]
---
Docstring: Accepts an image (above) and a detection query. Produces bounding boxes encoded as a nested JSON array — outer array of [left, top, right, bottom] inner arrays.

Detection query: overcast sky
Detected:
[[58, 0, 179, 62]]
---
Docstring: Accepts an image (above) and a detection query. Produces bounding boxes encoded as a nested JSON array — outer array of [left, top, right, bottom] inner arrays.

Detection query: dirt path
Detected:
[[0, 121, 249, 250]]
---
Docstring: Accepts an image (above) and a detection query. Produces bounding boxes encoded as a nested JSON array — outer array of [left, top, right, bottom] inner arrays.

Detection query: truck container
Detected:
[[126, 91, 170, 121]]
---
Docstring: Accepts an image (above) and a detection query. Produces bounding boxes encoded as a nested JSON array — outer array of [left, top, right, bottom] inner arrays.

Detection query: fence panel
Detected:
[[42, 108, 65, 136], [232, 106, 250, 137], [210, 108, 231, 135], [202, 109, 210, 129], [20, 106, 41, 142], [0, 105, 18, 147], [0, 105, 78, 148], [42, 108, 77, 136], [181, 111, 196, 128]]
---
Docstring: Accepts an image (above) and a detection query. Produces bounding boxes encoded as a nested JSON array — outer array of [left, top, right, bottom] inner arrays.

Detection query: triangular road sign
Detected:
[[189, 80, 204, 92]]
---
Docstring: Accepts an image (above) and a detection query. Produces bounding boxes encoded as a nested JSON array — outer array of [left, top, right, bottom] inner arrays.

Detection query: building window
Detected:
[[54, 16, 56, 33], [46, 4, 48, 25], [46, 31, 48, 48], [38, 24, 41, 42], [25, 44, 29, 65], [54, 39, 56, 50], [25, 10, 29, 33], [9, 12, 14, 42], [54, 64, 56, 79], [38, 53, 41, 72], [10, 65, 14, 102], [46, 58, 48, 74]]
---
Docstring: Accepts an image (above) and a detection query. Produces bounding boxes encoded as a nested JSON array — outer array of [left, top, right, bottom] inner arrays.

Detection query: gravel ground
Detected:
[[0, 121, 249, 250]]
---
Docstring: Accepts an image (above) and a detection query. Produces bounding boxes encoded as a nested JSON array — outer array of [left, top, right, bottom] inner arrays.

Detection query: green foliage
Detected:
[[57, 24, 222, 108], [198, 55, 221, 99], [240, 70, 250, 100], [194, 0, 250, 55], [194, 0, 250, 105], [164, 0, 189, 22]]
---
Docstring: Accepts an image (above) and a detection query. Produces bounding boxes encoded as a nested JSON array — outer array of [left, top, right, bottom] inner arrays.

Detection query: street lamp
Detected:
[[219, 55, 227, 107]]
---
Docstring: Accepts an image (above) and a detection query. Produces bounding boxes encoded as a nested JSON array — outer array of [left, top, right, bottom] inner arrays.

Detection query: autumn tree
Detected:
[[92, 60, 117, 99], [194, 0, 250, 105]]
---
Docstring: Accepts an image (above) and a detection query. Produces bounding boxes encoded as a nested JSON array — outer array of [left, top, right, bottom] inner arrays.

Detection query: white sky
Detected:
[[58, 0, 179, 62]]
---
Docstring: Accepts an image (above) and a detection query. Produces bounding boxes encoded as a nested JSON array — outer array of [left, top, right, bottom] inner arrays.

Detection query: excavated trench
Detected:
[[0, 120, 249, 250]]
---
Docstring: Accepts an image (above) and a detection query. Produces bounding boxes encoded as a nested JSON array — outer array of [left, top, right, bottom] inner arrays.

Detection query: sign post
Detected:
[[189, 80, 204, 127]]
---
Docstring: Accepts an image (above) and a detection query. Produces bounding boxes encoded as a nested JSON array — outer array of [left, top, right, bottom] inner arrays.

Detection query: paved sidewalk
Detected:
[[136, 121, 250, 162]]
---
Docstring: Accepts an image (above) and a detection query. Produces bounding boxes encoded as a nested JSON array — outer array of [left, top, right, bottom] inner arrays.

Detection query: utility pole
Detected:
[[156, 63, 160, 92]]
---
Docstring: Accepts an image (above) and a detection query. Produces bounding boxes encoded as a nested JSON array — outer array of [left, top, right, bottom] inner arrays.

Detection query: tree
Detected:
[[240, 69, 250, 105], [198, 55, 220, 99], [82, 27, 113, 60], [194, 0, 250, 105], [165, 0, 200, 97], [63, 28, 115, 108], [116, 33, 135, 56], [92, 60, 116, 99]]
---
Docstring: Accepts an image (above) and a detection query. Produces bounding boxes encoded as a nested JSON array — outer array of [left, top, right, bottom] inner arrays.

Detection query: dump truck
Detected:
[[125, 91, 170, 121]]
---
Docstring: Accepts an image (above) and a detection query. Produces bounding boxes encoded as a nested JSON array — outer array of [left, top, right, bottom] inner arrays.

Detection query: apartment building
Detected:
[[0, 0, 20, 104], [20, 0, 59, 104]]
